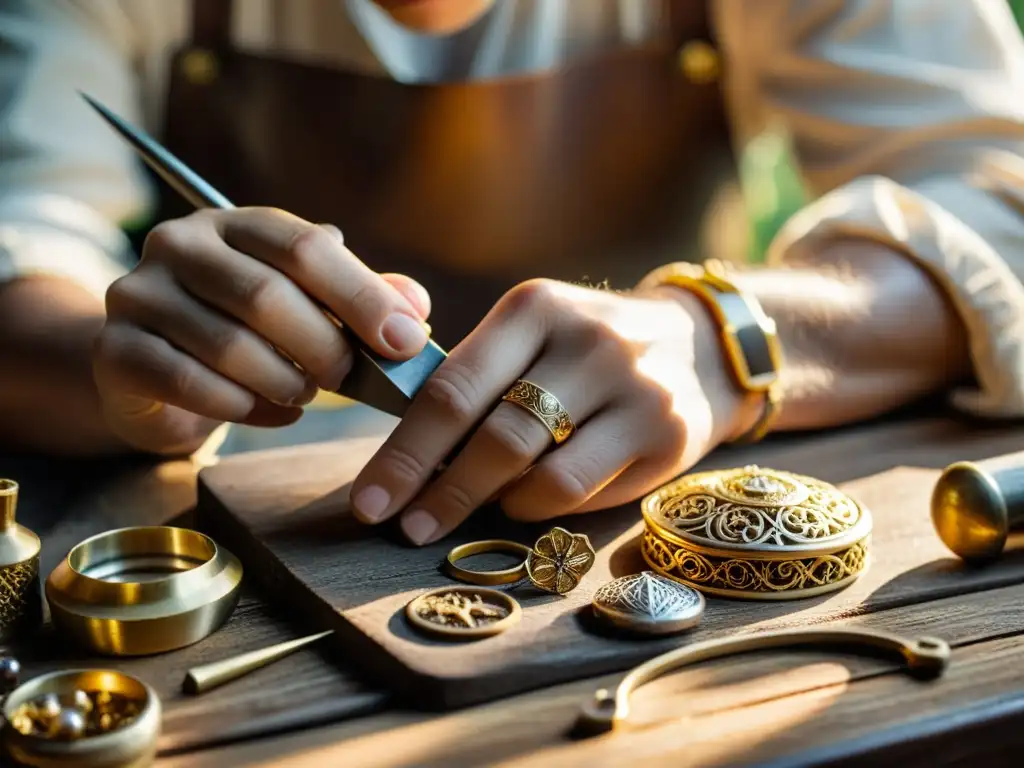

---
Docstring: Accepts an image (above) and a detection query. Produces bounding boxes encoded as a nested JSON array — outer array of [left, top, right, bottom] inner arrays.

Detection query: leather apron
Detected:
[[159, 0, 733, 348]]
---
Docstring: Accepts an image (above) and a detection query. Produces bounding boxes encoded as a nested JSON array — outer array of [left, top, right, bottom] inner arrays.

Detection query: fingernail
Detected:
[[288, 377, 320, 406], [382, 313, 428, 354], [407, 281, 431, 318], [352, 485, 391, 523], [402, 509, 439, 545]]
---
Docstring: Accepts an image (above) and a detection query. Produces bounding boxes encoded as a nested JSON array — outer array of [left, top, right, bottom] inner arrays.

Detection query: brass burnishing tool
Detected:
[[80, 92, 446, 419], [932, 452, 1024, 563], [182, 630, 334, 695], [0, 480, 43, 644], [573, 628, 950, 737], [46, 526, 242, 656], [2, 669, 161, 767]]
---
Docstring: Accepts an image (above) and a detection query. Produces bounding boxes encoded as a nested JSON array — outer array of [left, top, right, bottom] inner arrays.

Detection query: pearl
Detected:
[[35, 693, 62, 721], [47, 707, 87, 741], [0, 656, 20, 694], [71, 689, 93, 714]]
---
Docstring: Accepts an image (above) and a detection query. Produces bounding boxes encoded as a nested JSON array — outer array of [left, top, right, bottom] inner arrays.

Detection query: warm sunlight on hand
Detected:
[[350, 278, 752, 545]]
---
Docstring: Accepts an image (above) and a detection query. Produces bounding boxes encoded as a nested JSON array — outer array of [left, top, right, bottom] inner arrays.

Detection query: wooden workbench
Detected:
[[6, 404, 1024, 767]]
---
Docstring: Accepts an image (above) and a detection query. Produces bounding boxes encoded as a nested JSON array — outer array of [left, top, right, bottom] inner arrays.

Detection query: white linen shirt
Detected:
[[2, 0, 1024, 417]]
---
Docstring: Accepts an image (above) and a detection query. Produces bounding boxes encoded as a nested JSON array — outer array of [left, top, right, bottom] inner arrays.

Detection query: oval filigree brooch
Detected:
[[641, 465, 872, 600]]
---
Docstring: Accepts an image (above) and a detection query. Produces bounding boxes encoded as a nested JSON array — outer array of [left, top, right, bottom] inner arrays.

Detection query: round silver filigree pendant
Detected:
[[591, 571, 705, 635]]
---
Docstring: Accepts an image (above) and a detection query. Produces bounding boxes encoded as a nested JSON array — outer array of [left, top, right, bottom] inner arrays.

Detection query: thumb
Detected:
[[381, 273, 432, 319]]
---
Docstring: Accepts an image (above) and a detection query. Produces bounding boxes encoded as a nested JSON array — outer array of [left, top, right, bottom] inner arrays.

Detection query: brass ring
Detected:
[[445, 528, 598, 595], [501, 380, 576, 444], [444, 540, 531, 586]]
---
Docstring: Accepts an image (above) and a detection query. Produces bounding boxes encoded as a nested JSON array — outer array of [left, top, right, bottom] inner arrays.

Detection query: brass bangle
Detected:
[[443, 540, 531, 586], [732, 381, 781, 444], [639, 260, 783, 443]]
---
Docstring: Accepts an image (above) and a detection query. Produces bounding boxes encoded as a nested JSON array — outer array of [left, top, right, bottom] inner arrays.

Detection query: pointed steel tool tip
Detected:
[[81, 92, 234, 210], [79, 91, 131, 138]]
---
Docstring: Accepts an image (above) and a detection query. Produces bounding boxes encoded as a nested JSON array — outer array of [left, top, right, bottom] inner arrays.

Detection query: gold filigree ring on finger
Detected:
[[501, 380, 576, 444], [444, 540, 531, 586], [525, 527, 596, 595]]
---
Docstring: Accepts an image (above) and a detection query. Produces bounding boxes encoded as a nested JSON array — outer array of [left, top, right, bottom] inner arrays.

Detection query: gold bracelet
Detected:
[[638, 260, 783, 443]]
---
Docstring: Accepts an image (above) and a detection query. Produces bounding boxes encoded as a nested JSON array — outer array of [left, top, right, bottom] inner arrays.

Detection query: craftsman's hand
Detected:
[[351, 279, 760, 544], [92, 208, 431, 455]]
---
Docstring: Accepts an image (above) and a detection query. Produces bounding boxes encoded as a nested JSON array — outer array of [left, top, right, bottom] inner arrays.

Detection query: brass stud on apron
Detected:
[[180, 48, 220, 86], [678, 40, 721, 85]]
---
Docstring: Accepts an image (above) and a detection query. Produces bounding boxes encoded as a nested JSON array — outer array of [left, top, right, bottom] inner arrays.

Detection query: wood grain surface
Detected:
[[160, 580, 1024, 767], [2, 450, 384, 756], [11, 411, 1024, 765], [196, 414, 1024, 710]]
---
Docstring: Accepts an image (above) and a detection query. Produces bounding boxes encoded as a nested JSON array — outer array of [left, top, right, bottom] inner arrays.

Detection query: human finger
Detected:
[[316, 224, 431, 320], [381, 273, 432, 319], [105, 270, 318, 408], [349, 281, 560, 526], [498, 407, 646, 521], [218, 209, 430, 359], [396, 364, 612, 545], [93, 321, 303, 426], [144, 214, 353, 391]]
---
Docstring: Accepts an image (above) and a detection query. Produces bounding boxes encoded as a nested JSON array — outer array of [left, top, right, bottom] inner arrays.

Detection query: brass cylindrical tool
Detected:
[[932, 452, 1024, 563]]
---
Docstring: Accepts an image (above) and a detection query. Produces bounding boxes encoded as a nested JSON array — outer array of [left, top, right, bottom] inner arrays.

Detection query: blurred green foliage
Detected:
[[1009, 0, 1024, 28]]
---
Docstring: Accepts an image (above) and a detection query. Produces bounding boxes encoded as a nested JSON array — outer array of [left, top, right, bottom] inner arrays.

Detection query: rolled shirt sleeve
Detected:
[[717, 0, 1024, 417], [0, 0, 155, 299]]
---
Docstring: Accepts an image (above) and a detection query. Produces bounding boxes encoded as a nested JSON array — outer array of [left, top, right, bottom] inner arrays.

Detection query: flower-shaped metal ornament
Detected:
[[525, 527, 597, 595]]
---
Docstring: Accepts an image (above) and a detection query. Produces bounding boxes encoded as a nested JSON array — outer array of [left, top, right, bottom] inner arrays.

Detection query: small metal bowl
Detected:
[[2, 669, 160, 767], [46, 526, 242, 656]]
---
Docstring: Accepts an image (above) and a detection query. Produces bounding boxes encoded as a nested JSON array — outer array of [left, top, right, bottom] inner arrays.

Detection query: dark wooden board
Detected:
[[197, 416, 1024, 710]]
